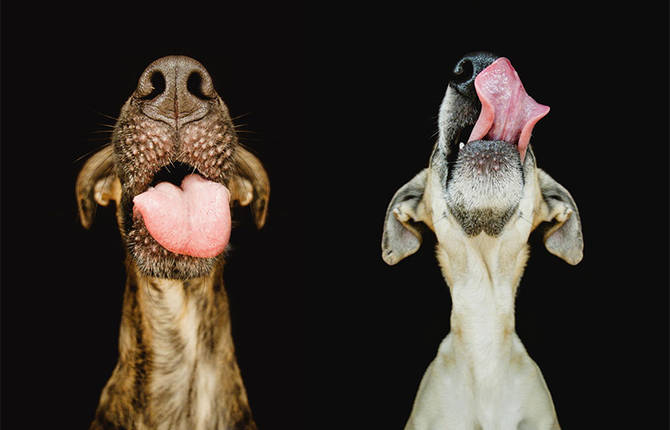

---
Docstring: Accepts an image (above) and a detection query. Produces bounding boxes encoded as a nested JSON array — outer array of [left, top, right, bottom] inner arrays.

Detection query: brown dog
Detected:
[[76, 56, 269, 430]]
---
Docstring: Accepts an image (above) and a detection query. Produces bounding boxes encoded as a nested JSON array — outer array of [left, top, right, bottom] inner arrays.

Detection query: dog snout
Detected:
[[135, 55, 216, 128], [450, 51, 499, 99]]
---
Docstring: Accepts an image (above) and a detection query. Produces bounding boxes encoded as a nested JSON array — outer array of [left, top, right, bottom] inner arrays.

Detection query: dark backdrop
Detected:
[[2, 2, 667, 429]]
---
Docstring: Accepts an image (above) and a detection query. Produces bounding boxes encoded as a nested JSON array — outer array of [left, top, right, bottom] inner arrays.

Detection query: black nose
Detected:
[[135, 56, 216, 128], [450, 51, 499, 99]]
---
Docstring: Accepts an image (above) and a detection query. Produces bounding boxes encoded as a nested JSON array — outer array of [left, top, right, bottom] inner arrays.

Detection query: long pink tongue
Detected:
[[467, 57, 550, 162], [133, 174, 231, 258]]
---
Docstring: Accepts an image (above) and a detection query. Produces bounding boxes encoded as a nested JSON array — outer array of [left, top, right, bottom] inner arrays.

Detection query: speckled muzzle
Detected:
[[111, 56, 240, 278]]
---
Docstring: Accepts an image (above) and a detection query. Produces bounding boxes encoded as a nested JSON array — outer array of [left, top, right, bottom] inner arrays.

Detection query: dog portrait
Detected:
[[1, 3, 667, 430]]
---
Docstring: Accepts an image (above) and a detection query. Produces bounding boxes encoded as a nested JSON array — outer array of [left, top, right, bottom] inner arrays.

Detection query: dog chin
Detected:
[[126, 218, 223, 279], [445, 139, 523, 236]]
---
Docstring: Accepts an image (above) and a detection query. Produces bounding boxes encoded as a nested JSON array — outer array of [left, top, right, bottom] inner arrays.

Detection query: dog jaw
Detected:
[[427, 145, 542, 256], [433, 83, 531, 238], [444, 139, 525, 237], [112, 93, 239, 279], [113, 101, 237, 198]]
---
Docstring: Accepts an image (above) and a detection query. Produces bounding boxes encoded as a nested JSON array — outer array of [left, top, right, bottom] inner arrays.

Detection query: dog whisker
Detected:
[[232, 122, 249, 131], [95, 111, 120, 122], [74, 143, 113, 163], [230, 112, 251, 121]]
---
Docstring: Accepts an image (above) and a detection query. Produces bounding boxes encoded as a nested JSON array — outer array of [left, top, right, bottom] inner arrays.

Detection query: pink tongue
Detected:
[[133, 174, 231, 258], [467, 57, 550, 162]]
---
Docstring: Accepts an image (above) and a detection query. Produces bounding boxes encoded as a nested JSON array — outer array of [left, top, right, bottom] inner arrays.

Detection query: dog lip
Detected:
[[116, 106, 237, 203], [147, 162, 204, 189], [445, 139, 524, 235], [455, 139, 520, 176], [130, 160, 226, 202], [125, 167, 230, 264], [458, 137, 526, 166], [447, 123, 475, 166]]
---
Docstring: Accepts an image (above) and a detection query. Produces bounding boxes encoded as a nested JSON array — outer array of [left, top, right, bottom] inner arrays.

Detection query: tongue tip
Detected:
[[517, 103, 550, 161]]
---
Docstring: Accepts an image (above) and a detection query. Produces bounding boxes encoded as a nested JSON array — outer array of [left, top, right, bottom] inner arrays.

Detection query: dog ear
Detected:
[[75, 145, 120, 229], [231, 146, 270, 229], [537, 169, 584, 265], [381, 169, 428, 265]]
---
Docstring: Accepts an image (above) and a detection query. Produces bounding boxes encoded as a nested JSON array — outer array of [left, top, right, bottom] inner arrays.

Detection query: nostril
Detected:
[[452, 58, 474, 85], [139, 71, 166, 101], [187, 72, 212, 101], [450, 52, 499, 99]]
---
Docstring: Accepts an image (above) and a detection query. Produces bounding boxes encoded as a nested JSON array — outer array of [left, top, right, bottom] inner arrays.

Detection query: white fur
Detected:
[[403, 167, 560, 430]]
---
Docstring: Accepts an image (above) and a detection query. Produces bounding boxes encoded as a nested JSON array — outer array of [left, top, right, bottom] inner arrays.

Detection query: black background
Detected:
[[2, 2, 668, 429]]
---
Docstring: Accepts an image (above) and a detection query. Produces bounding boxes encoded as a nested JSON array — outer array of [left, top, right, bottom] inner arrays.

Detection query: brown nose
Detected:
[[135, 56, 216, 128]]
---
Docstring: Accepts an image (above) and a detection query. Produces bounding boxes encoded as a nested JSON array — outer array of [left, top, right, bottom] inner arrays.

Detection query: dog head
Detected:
[[382, 52, 582, 280], [76, 56, 269, 279]]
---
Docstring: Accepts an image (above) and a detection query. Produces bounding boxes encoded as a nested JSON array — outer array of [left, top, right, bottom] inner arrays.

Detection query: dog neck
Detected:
[[91, 257, 256, 430], [436, 235, 529, 382]]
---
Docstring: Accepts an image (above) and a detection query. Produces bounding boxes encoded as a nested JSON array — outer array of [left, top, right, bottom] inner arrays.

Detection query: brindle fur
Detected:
[[77, 56, 268, 430], [89, 260, 255, 430]]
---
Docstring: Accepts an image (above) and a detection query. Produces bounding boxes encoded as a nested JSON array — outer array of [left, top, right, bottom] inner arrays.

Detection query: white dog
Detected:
[[382, 52, 582, 430]]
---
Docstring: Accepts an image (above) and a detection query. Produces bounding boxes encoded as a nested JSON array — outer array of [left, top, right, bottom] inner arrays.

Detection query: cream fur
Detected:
[[401, 167, 561, 430]]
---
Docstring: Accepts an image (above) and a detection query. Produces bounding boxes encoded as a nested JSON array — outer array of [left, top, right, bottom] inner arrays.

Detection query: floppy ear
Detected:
[[75, 145, 120, 229], [537, 169, 584, 265], [381, 169, 428, 265], [230, 146, 270, 229]]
